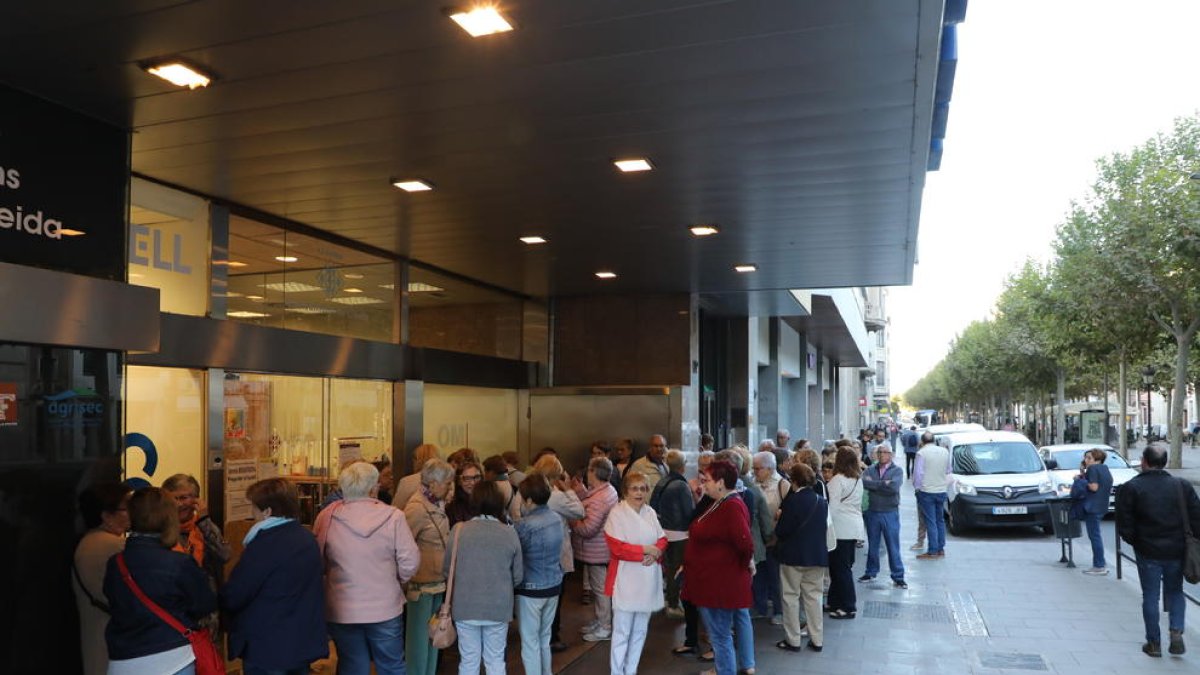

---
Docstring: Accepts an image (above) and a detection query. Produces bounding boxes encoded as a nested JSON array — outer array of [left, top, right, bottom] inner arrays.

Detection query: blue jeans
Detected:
[[752, 556, 783, 616], [864, 510, 905, 581], [1135, 554, 1186, 643], [328, 615, 406, 675], [517, 595, 557, 675], [454, 620, 507, 675], [1083, 513, 1106, 568], [697, 607, 754, 675], [918, 491, 948, 554]]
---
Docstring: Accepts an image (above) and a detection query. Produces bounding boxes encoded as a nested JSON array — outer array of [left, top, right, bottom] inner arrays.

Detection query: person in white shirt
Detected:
[[912, 432, 952, 559], [630, 435, 669, 489]]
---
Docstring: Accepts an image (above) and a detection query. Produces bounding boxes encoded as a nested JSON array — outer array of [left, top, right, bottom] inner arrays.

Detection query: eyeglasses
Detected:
[[460, 474, 482, 482], [627, 485, 650, 493]]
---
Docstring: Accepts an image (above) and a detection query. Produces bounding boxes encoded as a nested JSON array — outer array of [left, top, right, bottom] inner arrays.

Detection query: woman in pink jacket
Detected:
[[314, 462, 420, 675], [569, 456, 619, 642]]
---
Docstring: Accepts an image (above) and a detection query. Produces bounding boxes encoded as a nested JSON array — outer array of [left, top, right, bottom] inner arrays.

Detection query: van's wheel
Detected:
[[947, 502, 965, 536], [1041, 521, 1055, 536]]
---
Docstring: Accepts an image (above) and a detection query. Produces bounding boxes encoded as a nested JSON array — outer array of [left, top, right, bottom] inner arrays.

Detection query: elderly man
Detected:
[[650, 450, 694, 619], [1116, 443, 1200, 657], [859, 443, 907, 589], [630, 434, 669, 489]]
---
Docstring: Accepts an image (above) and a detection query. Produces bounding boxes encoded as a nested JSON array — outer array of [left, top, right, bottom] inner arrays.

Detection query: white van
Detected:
[[943, 430, 1055, 535]]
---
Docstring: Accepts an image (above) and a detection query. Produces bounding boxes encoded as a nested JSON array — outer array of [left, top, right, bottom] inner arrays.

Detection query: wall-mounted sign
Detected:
[[0, 84, 128, 279], [0, 382, 17, 426]]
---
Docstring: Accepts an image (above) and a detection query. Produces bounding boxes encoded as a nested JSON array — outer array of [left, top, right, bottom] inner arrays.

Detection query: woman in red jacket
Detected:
[[681, 460, 755, 675]]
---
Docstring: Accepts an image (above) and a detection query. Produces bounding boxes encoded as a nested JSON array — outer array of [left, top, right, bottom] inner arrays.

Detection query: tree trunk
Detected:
[[1103, 369, 1111, 445], [1169, 328, 1196, 470], [1055, 368, 1066, 445], [1118, 357, 1128, 459]]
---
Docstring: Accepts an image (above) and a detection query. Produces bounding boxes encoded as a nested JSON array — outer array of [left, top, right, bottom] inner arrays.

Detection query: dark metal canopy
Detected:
[[0, 0, 955, 304]]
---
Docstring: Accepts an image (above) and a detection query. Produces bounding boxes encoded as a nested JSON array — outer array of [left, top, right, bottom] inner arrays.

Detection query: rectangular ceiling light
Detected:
[[213, 260, 248, 268], [284, 306, 338, 314], [407, 282, 445, 293], [228, 311, 270, 319], [449, 7, 514, 37], [144, 62, 212, 89], [330, 296, 386, 305], [520, 236, 547, 245], [594, 271, 618, 280], [59, 228, 87, 237], [392, 179, 433, 192], [613, 158, 653, 173], [258, 281, 323, 293], [689, 225, 719, 237], [734, 264, 758, 273]]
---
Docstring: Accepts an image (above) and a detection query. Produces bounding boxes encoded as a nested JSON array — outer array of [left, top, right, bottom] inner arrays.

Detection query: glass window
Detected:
[[408, 267, 525, 359], [224, 215, 396, 342], [330, 378, 393, 467], [423, 384, 518, 456], [124, 366, 206, 491], [129, 178, 210, 316]]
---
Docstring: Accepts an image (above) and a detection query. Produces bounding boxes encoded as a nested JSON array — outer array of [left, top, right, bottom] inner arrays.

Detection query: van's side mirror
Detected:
[[1044, 458, 1058, 471]]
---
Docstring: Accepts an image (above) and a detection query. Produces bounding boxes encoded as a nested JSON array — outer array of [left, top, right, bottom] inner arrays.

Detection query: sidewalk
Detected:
[[554, 490, 1199, 675]]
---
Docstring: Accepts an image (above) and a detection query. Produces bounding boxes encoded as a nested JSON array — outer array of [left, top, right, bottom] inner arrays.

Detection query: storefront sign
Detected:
[[0, 383, 17, 426], [225, 459, 259, 521], [44, 387, 105, 428], [128, 178, 209, 315], [0, 85, 129, 279]]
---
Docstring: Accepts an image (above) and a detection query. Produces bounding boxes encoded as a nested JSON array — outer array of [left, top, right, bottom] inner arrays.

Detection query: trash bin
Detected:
[[1045, 497, 1082, 539]]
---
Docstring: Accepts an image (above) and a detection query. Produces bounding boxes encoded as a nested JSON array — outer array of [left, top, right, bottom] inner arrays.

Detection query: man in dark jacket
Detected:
[[1116, 443, 1200, 658], [859, 443, 906, 588], [650, 450, 694, 618]]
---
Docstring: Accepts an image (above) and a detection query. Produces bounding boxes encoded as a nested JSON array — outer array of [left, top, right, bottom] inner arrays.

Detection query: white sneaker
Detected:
[[770, 614, 783, 626], [582, 629, 612, 642], [579, 621, 600, 634], [1082, 567, 1109, 576]]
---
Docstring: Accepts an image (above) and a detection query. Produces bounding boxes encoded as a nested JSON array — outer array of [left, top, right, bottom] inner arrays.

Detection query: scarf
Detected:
[[243, 516, 294, 545], [174, 515, 205, 566]]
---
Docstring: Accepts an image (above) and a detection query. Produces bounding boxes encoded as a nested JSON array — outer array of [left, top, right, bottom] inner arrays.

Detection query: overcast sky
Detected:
[[888, 0, 1200, 396]]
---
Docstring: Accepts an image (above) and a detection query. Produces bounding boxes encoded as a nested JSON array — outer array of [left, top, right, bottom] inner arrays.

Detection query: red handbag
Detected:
[[116, 553, 226, 675]]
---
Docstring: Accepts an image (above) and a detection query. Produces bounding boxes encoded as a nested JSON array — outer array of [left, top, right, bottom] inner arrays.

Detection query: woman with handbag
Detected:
[[103, 487, 218, 675], [774, 463, 828, 653], [221, 478, 327, 675], [402, 459, 456, 675], [825, 447, 865, 619]]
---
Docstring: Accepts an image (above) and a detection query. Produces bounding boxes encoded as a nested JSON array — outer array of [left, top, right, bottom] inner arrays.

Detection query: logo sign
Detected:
[[1002, 486, 1013, 500], [0, 84, 128, 279], [43, 387, 105, 428], [0, 382, 17, 426], [123, 432, 159, 490]]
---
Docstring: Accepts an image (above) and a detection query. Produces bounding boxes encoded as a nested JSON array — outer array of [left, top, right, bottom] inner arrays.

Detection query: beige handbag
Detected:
[[428, 526, 461, 649]]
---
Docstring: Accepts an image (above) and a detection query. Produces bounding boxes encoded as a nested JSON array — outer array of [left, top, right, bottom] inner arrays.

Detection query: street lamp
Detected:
[[1141, 365, 1156, 439]]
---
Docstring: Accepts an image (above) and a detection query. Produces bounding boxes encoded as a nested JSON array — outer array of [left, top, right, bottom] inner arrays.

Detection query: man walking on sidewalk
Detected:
[[1116, 443, 1200, 658], [913, 431, 951, 560], [859, 443, 907, 589]]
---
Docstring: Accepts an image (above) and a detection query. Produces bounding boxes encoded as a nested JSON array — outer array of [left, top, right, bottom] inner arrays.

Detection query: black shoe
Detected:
[[671, 645, 696, 656], [828, 609, 855, 619], [893, 579, 908, 589], [550, 641, 568, 653], [1143, 641, 1163, 658], [857, 574, 875, 582], [807, 642, 823, 653], [775, 640, 802, 652], [1169, 630, 1186, 655]]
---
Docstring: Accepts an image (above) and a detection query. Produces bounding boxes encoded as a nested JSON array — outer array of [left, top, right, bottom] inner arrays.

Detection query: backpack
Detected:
[[903, 432, 919, 451]]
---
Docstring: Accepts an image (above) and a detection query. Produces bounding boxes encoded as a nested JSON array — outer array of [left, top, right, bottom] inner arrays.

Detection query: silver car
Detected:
[[1039, 444, 1138, 512]]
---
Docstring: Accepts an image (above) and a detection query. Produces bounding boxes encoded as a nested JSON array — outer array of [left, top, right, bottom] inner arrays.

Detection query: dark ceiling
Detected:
[[0, 0, 950, 304]]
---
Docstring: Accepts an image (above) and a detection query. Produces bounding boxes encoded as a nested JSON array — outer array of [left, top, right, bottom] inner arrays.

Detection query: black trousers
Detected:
[[905, 452, 917, 478], [827, 539, 858, 613]]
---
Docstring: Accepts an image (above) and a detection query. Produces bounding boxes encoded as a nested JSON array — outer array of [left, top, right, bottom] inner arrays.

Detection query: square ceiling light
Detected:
[[228, 311, 270, 319], [330, 296, 386, 305], [520, 236, 547, 245], [392, 179, 433, 192], [734, 264, 758, 273], [258, 281, 323, 293], [613, 158, 653, 173], [143, 61, 213, 89], [407, 282, 445, 293], [594, 271, 618, 280], [689, 225, 720, 237], [449, 6, 514, 37]]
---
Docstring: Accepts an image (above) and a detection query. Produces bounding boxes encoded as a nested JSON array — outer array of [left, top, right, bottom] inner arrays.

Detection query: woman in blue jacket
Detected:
[[773, 463, 829, 653], [221, 478, 328, 675], [103, 488, 216, 675]]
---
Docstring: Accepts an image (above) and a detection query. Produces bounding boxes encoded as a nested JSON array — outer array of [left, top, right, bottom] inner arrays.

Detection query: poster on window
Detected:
[[225, 459, 259, 521], [0, 383, 17, 426]]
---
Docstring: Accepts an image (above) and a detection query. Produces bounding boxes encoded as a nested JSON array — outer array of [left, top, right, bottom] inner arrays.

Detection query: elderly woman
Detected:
[[314, 462, 420, 675], [402, 458, 455, 675], [826, 447, 865, 619], [222, 478, 327, 675], [605, 472, 667, 675], [161, 473, 230, 580], [444, 481, 523, 675], [682, 460, 755, 675], [689, 450, 715, 503], [795, 448, 826, 500], [531, 454, 585, 652], [514, 474, 564, 675], [103, 488, 217, 675], [751, 450, 789, 625], [446, 459, 483, 527], [570, 456, 620, 642], [73, 482, 131, 675], [393, 443, 442, 508], [774, 463, 828, 653]]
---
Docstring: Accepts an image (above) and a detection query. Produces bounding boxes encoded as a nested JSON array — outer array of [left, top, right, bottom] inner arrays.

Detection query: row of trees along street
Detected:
[[904, 115, 1200, 468]]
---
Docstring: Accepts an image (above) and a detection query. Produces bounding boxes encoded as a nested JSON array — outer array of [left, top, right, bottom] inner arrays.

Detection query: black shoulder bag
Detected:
[[1176, 480, 1200, 584]]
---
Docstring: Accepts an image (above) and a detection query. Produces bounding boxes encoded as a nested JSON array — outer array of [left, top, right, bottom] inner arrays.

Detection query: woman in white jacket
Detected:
[[825, 447, 865, 619], [532, 454, 585, 651], [603, 472, 666, 675]]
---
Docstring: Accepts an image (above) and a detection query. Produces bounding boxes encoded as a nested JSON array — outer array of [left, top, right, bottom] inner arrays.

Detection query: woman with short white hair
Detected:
[[751, 449, 789, 624], [403, 459, 456, 675], [314, 461, 421, 675]]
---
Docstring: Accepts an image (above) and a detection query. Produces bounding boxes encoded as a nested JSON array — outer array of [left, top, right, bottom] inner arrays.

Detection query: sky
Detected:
[[888, 0, 1200, 396]]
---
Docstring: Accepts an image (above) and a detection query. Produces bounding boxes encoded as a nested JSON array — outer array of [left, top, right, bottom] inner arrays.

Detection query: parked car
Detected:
[[927, 422, 986, 440], [944, 430, 1055, 535], [1039, 444, 1137, 513]]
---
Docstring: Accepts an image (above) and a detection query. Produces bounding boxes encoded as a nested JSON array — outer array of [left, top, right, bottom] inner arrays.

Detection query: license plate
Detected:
[[992, 506, 1028, 515]]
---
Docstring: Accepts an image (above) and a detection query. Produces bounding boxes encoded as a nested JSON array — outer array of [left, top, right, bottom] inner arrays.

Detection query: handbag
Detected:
[[428, 526, 461, 649], [115, 553, 225, 675], [1176, 480, 1200, 585]]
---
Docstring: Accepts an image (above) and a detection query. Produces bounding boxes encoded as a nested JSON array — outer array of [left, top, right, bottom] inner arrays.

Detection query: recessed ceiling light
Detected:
[[245, 295, 265, 301], [343, 273, 365, 280], [143, 61, 213, 89], [258, 281, 323, 293], [734, 264, 758, 273], [330, 296, 386, 305], [227, 261, 248, 268], [60, 228, 87, 237], [392, 179, 433, 192], [129, 273, 144, 280], [448, 6, 514, 37], [407, 282, 445, 293], [228, 311, 270, 319], [613, 158, 653, 173], [595, 271, 618, 280], [379, 283, 396, 290], [520, 236, 547, 245], [225, 291, 244, 298], [344, 287, 364, 293], [689, 225, 720, 237], [274, 255, 299, 263], [284, 306, 338, 315]]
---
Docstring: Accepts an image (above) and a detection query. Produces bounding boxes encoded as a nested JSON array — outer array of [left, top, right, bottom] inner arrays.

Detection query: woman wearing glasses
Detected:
[[446, 460, 484, 528], [602, 472, 667, 675]]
